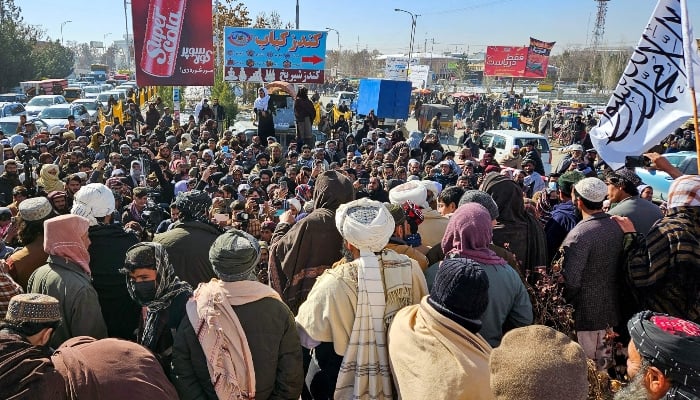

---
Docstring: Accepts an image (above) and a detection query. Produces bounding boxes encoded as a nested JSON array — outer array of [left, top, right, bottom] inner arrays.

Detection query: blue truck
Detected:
[[356, 79, 412, 129]]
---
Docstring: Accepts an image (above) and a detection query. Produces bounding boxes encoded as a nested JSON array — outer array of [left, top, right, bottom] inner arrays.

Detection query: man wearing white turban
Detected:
[[296, 198, 427, 399], [389, 181, 448, 248]]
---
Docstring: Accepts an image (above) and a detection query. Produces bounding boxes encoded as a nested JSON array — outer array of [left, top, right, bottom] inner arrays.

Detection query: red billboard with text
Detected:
[[483, 46, 528, 77], [131, 0, 214, 86]]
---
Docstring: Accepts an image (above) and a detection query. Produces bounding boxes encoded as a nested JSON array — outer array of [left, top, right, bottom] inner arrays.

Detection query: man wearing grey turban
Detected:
[[172, 229, 303, 400], [296, 198, 427, 399]]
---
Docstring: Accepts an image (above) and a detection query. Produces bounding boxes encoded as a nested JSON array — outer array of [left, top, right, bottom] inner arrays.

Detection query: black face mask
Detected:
[[133, 280, 157, 305]]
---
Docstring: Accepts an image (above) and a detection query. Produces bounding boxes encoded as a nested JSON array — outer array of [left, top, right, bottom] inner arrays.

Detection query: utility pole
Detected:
[[296, 0, 299, 29]]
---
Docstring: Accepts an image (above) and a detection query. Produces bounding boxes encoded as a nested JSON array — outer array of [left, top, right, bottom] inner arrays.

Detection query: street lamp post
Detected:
[[60, 20, 72, 45], [103, 33, 112, 49], [394, 8, 419, 81], [325, 27, 340, 79]]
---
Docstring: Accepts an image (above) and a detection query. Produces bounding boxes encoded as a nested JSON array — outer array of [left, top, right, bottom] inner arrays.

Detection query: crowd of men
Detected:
[[0, 88, 698, 400]]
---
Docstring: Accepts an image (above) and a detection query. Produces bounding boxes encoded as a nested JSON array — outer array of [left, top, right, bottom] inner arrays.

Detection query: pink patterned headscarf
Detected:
[[44, 214, 91, 275], [442, 203, 505, 265]]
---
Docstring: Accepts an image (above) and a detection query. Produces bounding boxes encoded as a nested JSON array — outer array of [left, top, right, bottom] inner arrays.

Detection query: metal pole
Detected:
[[326, 28, 340, 79], [123, 0, 132, 72], [60, 20, 72, 45], [296, 0, 300, 30], [395, 9, 419, 82]]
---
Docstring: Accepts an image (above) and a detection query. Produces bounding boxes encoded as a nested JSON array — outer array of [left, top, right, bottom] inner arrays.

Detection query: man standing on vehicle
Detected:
[[430, 112, 442, 134], [211, 98, 225, 134]]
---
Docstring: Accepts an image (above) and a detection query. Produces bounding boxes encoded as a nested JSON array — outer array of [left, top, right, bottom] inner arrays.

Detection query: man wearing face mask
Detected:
[[121, 242, 192, 376]]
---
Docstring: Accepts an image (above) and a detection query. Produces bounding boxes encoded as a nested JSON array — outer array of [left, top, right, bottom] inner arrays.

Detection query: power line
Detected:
[[420, 0, 516, 16]]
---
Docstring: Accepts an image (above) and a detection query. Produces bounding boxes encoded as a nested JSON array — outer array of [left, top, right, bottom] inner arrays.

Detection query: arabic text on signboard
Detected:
[[223, 27, 326, 83]]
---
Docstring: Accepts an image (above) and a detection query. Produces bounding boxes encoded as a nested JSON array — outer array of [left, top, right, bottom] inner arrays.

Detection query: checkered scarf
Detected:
[[668, 175, 700, 209], [334, 199, 396, 399]]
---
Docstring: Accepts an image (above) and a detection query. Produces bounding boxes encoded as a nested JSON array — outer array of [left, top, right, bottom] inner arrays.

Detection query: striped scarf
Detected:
[[335, 252, 413, 400]]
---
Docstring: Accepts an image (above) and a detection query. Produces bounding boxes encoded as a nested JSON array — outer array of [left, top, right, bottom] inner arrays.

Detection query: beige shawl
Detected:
[[388, 297, 494, 400], [296, 250, 426, 400], [186, 279, 282, 400]]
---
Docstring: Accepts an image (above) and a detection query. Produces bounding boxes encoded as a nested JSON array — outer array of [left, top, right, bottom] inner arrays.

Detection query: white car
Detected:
[[82, 85, 103, 99], [25, 95, 67, 117], [37, 103, 92, 128], [478, 130, 553, 176], [72, 99, 104, 121]]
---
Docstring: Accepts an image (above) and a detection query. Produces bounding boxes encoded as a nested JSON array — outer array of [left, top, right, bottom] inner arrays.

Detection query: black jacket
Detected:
[[88, 223, 141, 340]]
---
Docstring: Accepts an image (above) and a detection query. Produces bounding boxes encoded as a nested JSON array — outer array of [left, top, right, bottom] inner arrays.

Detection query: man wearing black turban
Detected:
[[618, 311, 700, 400], [154, 190, 222, 286]]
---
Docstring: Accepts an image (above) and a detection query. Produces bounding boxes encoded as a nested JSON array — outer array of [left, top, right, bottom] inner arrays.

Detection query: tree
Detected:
[[212, 76, 238, 129], [31, 40, 74, 79], [0, 0, 35, 91], [253, 10, 293, 29]]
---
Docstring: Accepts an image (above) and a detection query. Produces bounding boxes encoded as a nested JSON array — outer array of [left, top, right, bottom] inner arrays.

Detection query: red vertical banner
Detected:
[[131, 0, 214, 86], [483, 46, 528, 77], [524, 37, 555, 79]]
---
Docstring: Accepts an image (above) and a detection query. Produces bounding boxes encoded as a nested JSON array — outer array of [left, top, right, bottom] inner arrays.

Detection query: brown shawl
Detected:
[[51, 336, 178, 399], [0, 331, 67, 400], [480, 173, 548, 272], [269, 171, 354, 313]]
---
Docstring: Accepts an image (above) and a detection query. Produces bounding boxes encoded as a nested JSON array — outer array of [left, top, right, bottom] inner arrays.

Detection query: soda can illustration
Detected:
[[140, 0, 186, 77]]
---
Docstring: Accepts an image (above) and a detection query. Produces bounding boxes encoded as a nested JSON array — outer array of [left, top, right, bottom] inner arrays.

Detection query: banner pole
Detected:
[[692, 87, 700, 173]]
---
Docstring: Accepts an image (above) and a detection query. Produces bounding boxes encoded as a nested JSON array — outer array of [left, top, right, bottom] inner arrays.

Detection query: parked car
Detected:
[[0, 116, 49, 136], [635, 151, 698, 202], [479, 129, 553, 176], [38, 103, 92, 128], [0, 102, 26, 117], [98, 90, 126, 108], [82, 85, 103, 99], [25, 94, 67, 117], [0, 93, 28, 104], [63, 87, 83, 102], [72, 99, 104, 121]]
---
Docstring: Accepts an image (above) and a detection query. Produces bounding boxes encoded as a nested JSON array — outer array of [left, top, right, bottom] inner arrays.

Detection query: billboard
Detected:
[[223, 28, 326, 83], [408, 65, 430, 89], [131, 0, 215, 86], [384, 56, 419, 80], [483, 46, 528, 77], [524, 38, 556, 78]]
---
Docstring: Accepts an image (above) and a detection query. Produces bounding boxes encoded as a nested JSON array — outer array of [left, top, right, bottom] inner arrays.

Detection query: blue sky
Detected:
[[16, 0, 700, 55]]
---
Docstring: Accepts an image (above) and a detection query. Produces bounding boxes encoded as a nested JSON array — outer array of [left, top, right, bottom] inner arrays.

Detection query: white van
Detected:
[[479, 130, 553, 175]]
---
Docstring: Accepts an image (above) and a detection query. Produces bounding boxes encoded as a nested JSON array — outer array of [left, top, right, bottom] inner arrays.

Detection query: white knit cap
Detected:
[[574, 177, 607, 203], [287, 198, 302, 212], [71, 183, 116, 226], [389, 181, 429, 209], [335, 197, 394, 253]]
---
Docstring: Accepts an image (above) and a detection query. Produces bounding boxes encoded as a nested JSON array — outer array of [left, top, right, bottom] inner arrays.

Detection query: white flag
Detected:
[[590, 0, 700, 170]]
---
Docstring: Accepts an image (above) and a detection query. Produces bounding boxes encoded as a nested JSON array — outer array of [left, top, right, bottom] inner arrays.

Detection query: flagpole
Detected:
[[681, 0, 700, 172], [692, 88, 700, 173]]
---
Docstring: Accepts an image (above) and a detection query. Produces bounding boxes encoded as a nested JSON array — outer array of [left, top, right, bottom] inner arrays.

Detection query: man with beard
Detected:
[[0, 160, 21, 206], [59, 151, 80, 179], [64, 174, 82, 210], [47, 191, 69, 215], [522, 158, 546, 198], [363, 176, 390, 202], [615, 311, 700, 400], [556, 177, 624, 367]]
